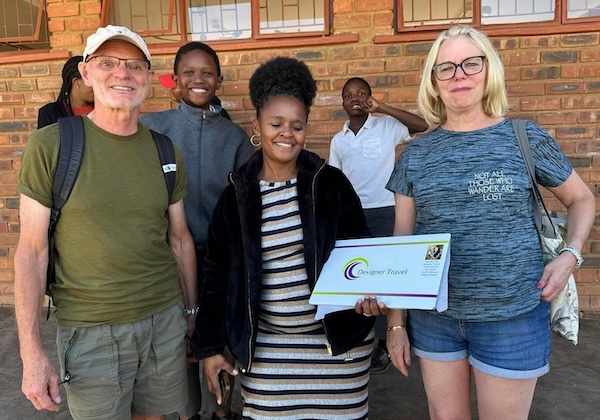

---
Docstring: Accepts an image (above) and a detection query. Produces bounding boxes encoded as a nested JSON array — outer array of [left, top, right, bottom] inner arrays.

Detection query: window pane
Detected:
[[188, 0, 251, 41], [567, 0, 600, 18], [481, 0, 554, 24], [259, 0, 325, 34], [402, 0, 472, 27], [106, 0, 181, 43], [0, 0, 50, 51]]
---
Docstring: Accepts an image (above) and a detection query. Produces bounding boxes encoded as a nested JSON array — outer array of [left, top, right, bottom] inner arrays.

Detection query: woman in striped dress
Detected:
[[192, 57, 376, 419]]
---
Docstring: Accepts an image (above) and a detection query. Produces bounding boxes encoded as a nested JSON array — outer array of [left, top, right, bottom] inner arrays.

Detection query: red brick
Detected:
[[355, 0, 392, 11], [0, 233, 18, 246], [374, 11, 394, 26], [333, 0, 352, 13], [47, 3, 80, 18], [385, 57, 423, 72], [309, 108, 332, 122], [8, 80, 37, 92], [402, 73, 421, 86], [314, 95, 341, 107], [538, 112, 577, 125], [555, 126, 593, 139], [50, 33, 83, 47], [578, 283, 600, 296], [521, 98, 561, 111], [310, 63, 347, 77], [222, 83, 250, 96], [589, 295, 600, 310], [220, 99, 243, 111], [14, 107, 39, 119], [578, 111, 600, 123], [506, 82, 546, 96], [500, 51, 539, 66], [312, 122, 342, 136], [335, 14, 371, 29], [140, 102, 171, 113], [561, 65, 600, 78], [563, 97, 600, 110], [347, 59, 385, 74], [0, 95, 24, 105], [37, 77, 62, 90], [547, 82, 584, 95], [0, 66, 20, 78], [581, 49, 600, 62], [48, 19, 65, 33], [68, 17, 102, 31], [0, 109, 14, 120], [519, 35, 560, 48], [388, 88, 419, 103], [23, 92, 56, 104], [328, 46, 365, 61], [83, 2, 102, 15]]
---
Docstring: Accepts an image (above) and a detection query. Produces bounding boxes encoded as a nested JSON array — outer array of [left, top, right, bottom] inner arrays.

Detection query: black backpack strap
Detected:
[[53, 116, 85, 220], [46, 116, 84, 303], [150, 130, 176, 200]]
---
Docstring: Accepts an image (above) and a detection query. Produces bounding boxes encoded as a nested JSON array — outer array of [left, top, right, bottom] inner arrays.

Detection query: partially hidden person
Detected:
[[37, 55, 94, 128], [384, 25, 595, 419], [14, 25, 198, 420], [191, 57, 376, 419], [328, 76, 427, 374], [141, 41, 253, 420]]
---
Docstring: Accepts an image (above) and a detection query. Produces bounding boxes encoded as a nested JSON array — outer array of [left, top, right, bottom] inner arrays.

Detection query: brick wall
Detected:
[[0, 1, 598, 314]]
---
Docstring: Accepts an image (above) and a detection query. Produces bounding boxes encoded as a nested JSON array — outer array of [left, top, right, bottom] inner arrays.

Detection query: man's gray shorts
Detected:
[[56, 303, 188, 419]]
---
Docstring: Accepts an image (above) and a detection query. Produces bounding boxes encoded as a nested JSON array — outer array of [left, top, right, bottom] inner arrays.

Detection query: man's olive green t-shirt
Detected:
[[17, 117, 188, 327]]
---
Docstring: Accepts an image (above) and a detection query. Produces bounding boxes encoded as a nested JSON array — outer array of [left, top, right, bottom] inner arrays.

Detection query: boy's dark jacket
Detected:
[[192, 149, 374, 371]]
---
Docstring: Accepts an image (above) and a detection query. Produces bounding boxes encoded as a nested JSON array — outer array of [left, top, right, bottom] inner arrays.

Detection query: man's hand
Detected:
[[22, 355, 61, 412]]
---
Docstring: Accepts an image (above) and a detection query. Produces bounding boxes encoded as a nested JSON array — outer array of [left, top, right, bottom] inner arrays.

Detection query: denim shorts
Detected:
[[408, 302, 550, 379], [57, 303, 188, 419]]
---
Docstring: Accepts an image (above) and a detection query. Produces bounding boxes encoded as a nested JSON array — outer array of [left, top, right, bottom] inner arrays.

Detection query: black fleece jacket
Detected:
[[37, 100, 72, 129], [192, 150, 374, 372]]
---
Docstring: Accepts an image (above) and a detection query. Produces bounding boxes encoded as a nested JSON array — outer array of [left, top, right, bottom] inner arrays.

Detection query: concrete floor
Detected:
[[1, 307, 598, 419]]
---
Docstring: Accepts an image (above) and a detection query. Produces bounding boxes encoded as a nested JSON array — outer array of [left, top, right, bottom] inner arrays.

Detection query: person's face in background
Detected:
[[341, 79, 370, 117], [433, 36, 487, 117], [70, 76, 95, 106], [254, 95, 307, 170], [80, 40, 152, 111], [174, 49, 222, 109]]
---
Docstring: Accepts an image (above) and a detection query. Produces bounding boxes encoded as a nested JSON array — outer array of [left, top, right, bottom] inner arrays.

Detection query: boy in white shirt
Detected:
[[329, 77, 427, 372]]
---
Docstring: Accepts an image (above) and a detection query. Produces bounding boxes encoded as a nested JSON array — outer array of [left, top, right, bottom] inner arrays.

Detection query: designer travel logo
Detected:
[[344, 258, 368, 280]]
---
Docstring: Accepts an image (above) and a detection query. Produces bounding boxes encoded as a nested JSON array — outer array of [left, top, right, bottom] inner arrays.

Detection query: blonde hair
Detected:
[[418, 25, 508, 126]]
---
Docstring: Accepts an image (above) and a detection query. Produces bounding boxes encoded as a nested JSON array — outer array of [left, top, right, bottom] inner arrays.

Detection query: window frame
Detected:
[[0, 0, 49, 47], [101, 0, 333, 46], [381, 0, 600, 43]]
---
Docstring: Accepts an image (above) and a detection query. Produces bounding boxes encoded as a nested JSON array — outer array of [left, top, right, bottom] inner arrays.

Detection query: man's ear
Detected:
[[78, 62, 93, 88], [216, 75, 224, 91]]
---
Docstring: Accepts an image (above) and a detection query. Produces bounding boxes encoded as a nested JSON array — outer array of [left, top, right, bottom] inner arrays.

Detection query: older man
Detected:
[[14, 26, 197, 420]]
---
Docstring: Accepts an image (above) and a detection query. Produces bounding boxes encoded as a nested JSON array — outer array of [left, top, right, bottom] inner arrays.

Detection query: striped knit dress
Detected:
[[240, 179, 374, 420]]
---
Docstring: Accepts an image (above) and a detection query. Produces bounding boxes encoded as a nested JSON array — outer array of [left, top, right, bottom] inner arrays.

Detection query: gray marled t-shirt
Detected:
[[386, 119, 572, 321]]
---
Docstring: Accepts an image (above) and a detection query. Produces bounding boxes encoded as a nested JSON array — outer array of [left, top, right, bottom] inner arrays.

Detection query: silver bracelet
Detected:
[[184, 306, 200, 317]]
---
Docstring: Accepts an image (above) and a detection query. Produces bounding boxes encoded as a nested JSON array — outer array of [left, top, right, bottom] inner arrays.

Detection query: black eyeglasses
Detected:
[[433, 55, 486, 81], [86, 55, 150, 73]]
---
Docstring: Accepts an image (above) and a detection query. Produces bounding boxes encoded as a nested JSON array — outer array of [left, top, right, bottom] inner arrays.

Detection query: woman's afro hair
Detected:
[[249, 57, 316, 117]]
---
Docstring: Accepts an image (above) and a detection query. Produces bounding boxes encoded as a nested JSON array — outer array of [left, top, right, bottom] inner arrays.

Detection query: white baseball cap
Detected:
[[83, 25, 152, 66]]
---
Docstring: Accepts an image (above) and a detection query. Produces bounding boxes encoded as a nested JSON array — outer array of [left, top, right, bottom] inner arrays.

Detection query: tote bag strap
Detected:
[[512, 118, 557, 236]]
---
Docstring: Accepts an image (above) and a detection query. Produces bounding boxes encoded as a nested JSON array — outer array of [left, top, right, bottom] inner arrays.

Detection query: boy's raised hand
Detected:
[[360, 96, 380, 113]]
